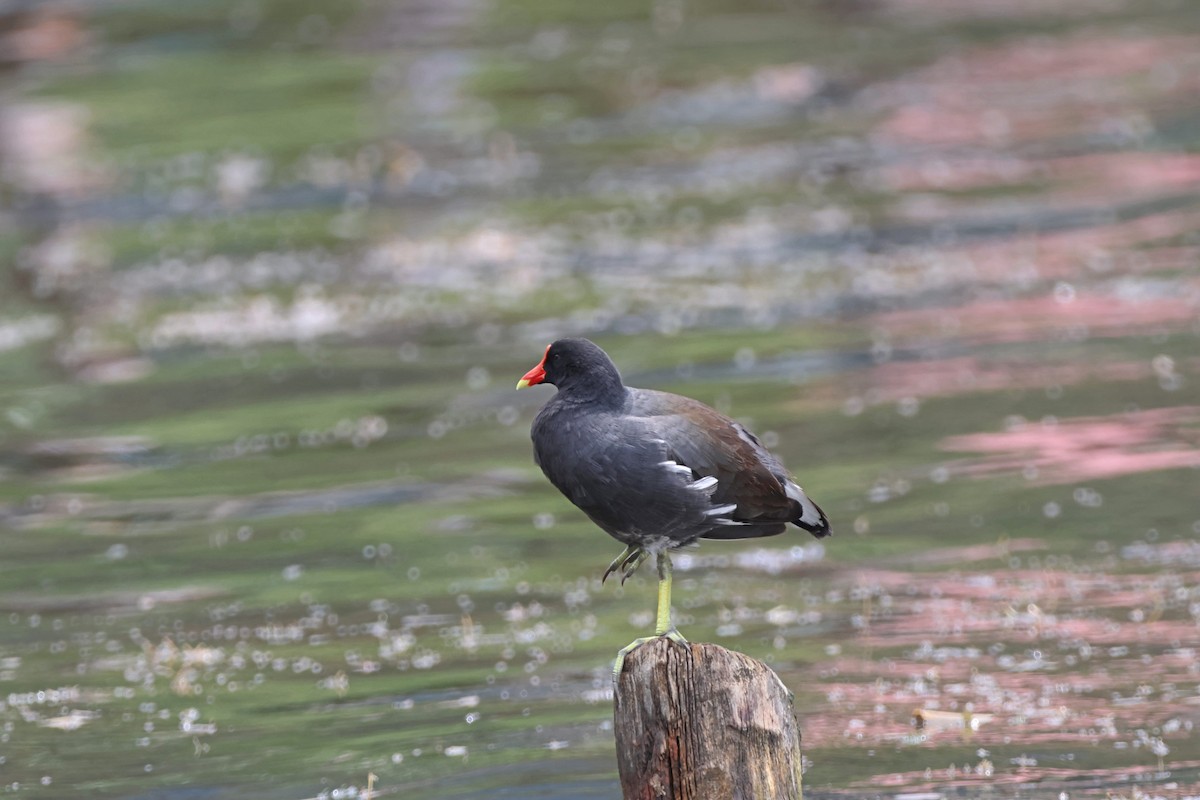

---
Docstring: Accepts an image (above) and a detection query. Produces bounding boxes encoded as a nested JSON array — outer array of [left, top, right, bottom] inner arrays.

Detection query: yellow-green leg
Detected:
[[612, 551, 688, 683]]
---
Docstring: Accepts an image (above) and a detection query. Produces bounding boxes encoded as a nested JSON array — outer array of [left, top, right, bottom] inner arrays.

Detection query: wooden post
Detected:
[[613, 638, 803, 800]]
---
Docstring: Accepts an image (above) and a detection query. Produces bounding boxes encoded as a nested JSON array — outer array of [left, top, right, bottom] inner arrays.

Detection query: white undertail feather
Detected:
[[785, 481, 826, 527], [659, 460, 693, 477]]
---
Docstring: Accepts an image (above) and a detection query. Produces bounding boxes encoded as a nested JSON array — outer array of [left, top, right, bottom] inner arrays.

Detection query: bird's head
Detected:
[[516, 338, 624, 400]]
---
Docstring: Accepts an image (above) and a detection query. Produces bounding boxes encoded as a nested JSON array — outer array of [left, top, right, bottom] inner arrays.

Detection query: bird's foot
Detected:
[[659, 627, 688, 648], [602, 546, 649, 585], [611, 628, 689, 685]]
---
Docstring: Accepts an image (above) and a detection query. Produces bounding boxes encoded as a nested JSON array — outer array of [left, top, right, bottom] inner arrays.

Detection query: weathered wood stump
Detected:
[[613, 638, 802, 800]]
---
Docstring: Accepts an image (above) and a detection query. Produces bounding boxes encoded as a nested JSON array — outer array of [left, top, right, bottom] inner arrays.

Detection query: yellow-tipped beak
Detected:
[[517, 347, 549, 389]]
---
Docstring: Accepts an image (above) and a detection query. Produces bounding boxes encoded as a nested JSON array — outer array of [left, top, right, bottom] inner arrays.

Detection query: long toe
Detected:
[[611, 636, 657, 684], [661, 628, 688, 647], [618, 550, 649, 585], [610, 629, 690, 685], [603, 546, 640, 584], [619, 551, 649, 585]]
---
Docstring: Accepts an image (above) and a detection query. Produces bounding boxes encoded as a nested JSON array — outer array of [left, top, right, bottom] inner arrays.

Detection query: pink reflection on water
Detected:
[[940, 406, 1200, 484], [860, 760, 1200, 792], [904, 207, 1200, 283], [875, 34, 1200, 147], [1043, 152, 1200, 199], [884, 152, 1200, 203], [799, 561, 1200, 795], [877, 0, 1132, 22], [876, 288, 1200, 346], [838, 356, 1153, 407]]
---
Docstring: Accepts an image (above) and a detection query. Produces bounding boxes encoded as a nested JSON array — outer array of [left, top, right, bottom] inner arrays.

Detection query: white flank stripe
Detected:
[[704, 502, 738, 517], [659, 460, 693, 477]]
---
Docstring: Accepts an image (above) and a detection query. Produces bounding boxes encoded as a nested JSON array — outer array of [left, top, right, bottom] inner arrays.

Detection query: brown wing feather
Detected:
[[630, 390, 795, 523]]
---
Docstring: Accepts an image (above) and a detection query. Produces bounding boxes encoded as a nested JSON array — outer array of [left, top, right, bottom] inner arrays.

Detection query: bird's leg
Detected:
[[612, 551, 688, 684], [653, 551, 685, 640], [602, 545, 648, 585]]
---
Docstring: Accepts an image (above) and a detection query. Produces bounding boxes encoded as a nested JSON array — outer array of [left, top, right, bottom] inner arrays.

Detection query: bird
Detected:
[[516, 338, 831, 677]]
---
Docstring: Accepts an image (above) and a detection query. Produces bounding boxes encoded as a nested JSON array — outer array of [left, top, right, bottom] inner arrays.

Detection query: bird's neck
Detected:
[[556, 372, 627, 408]]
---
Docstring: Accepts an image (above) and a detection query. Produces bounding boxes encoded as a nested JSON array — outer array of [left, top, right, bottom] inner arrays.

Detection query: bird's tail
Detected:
[[786, 481, 832, 538]]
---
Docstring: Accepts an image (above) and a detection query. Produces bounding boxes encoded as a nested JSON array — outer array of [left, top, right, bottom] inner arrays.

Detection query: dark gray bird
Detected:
[[517, 338, 831, 674]]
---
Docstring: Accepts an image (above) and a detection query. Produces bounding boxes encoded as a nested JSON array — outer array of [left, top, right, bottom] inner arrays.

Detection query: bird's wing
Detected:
[[628, 389, 794, 522]]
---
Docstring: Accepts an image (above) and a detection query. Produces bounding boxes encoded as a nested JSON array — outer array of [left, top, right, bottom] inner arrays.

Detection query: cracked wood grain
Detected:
[[614, 638, 802, 800]]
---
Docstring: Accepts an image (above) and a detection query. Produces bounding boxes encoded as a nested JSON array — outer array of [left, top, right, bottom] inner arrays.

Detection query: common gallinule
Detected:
[[517, 338, 831, 675]]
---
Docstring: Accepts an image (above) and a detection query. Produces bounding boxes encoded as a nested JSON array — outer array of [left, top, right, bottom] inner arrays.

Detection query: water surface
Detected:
[[1, 0, 1199, 797]]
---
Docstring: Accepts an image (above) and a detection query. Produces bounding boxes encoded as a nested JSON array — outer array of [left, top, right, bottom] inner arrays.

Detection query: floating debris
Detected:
[[913, 708, 995, 733]]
